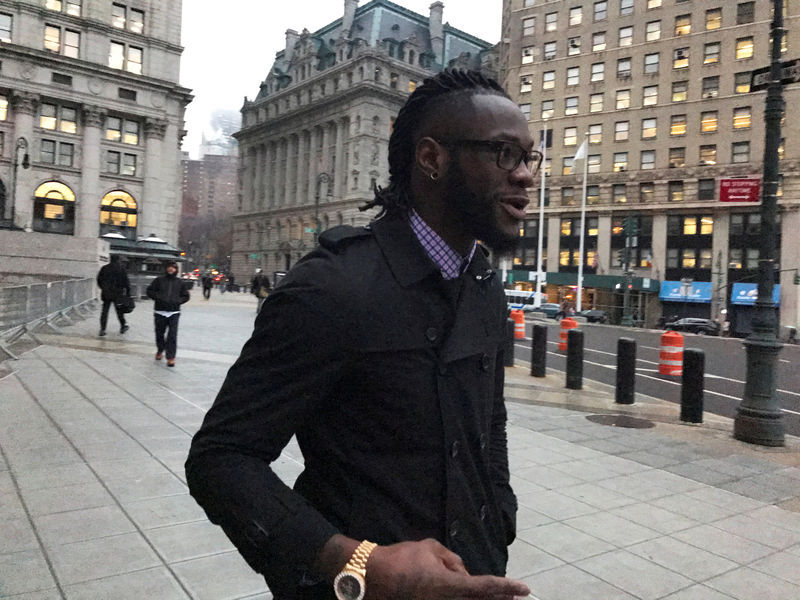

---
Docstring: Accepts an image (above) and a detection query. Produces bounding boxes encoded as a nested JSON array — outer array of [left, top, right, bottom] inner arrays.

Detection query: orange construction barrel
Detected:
[[659, 331, 684, 376], [511, 310, 526, 339], [558, 318, 578, 351]]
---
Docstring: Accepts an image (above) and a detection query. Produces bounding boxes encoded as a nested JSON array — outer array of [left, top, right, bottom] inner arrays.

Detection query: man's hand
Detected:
[[365, 538, 530, 600]]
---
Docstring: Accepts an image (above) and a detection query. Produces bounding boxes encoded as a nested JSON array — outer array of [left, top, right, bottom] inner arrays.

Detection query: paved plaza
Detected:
[[2, 293, 800, 599]]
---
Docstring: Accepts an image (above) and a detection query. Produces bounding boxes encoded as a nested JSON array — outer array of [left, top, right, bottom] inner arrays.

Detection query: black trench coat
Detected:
[[185, 213, 517, 599]]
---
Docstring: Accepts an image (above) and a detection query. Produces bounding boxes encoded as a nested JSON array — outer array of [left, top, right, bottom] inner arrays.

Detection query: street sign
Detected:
[[720, 178, 761, 203], [750, 58, 800, 91], [249, 253, 260, 259], [304, 227, 316, 233]]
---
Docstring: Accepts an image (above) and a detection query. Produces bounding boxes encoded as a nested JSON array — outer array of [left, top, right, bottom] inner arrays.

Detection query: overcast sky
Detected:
[[179, 0, 502, 157]]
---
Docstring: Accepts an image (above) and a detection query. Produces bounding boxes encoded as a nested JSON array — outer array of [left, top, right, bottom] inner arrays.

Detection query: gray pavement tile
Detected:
[[70, 440, 152, 463], [745, 505, 800, 533], [0, 550, 57, 596], [0, 590, 63, 599], [596, 474, 676, 502], [618, 450, 684, 469], [48, 532, 161, 586], [690, 458, 766, 479], [576, 549, 694, 600], [515, 505, 555, 531], [517, 522, 615, 562], [12, 463, 96, 493], [4, 443, 83, 470], [651, 493, 742, 524], [672, 525, 775, 564], [705, 566, 800, 600], [564, 511, 661, 547], [724, 455, 784, 472], [576, 438, 633, 455], [63, 567, 189, 600], [662, 584, 738, 599], [750, 551, 800, 586], [505, 538, 564, 579], [558, 482, 638, 510], [580, 455, 653, 475], [550, 460, 621, 482], [1, 490, 30, 521], [171, 551, 269, 600], [123, 494, 208, 530], [144, 520, 235, 563], [609, 502, 699, 534], [523, 564, 637, 600], [104, 472, 188, 504], [542, 428, 593, 443], [88, 457, 170, 481], [0, 471, 14, 495], [711, 513, 800, 550], [511, 447, 574, 466], [514, 465, 584, 490], [683, 487, 766, 513], [625, 469, 706, 494], [516, 489, 600, 520], [664, 463, 738, 486], [0, 518, 39, 555], [23, 480, 114, 517], [33, 505, 135, 547], [627, 537, 739, 582], [510, 475, 547, 497], [717, 476, 799, 504]]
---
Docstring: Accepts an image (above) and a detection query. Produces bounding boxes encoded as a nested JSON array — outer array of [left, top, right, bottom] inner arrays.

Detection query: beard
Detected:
[[441, 162, 520, 255]]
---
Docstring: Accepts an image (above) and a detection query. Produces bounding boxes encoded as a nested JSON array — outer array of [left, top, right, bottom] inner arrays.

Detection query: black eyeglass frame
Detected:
[[435, 138, 544, 176]]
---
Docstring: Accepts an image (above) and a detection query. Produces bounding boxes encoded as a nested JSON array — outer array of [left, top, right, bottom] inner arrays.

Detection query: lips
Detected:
[[499, 196, 529, 220]]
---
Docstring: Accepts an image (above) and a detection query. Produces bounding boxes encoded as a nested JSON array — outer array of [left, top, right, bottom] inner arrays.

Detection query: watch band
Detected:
[[345, 540, 377, 576]]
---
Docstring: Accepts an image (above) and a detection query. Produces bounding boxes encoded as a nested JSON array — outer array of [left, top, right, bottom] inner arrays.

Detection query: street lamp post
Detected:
[[9, 137, 30, 228], [734, 0, 785, 446], [313, 172, 331, 246]]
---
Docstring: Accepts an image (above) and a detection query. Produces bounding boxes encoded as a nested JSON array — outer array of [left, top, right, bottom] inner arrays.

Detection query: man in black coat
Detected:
[[186, 70, 541, 600], [146, 261, 190, 367], [96, 255, 130, 336]]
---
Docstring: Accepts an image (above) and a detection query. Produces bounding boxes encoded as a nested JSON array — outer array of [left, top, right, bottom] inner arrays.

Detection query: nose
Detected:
[[510, 158, 536, 188]]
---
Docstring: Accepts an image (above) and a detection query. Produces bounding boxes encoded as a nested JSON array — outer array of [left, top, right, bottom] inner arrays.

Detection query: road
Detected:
[[512, 318, 800, 437]]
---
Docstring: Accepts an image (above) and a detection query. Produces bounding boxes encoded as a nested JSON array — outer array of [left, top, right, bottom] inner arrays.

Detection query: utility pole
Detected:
[[621, 216, 636, 326], [712, 251, 725, 324], [734, 0, 785, 446]]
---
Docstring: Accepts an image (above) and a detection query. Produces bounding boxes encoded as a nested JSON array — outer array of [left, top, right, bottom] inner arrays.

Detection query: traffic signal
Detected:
[[623, 216, 639, 236], [795, 270, 800, 285], [617, 249, 626, 267]]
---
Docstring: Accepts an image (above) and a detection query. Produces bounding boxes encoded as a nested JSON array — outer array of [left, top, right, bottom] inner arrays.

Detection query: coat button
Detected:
[[426, 327, 438, 342], [479, 504, 488, 521], [451, 440, 460, 458], [480, 354, 491, 371], [438, 363, 448, 376], [479, 433, 488, 451], [449, 520, 459, 539]]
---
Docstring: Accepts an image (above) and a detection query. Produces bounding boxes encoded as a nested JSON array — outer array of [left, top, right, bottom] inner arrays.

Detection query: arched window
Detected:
[[33, 181, 75, 235], [100, 190, 138, 239]]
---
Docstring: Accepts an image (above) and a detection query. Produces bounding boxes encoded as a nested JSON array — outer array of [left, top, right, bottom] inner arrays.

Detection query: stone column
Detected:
[[276, 138, 286, 207], [295, 131, 307, 207], [307, 127, 319, 205], [334, 119, 346, 199], [710, 212, 730, 323], [76, 105, 105, 239], [780, 208, 800, 329], [142, 117, 168, 236], [651, 213, 668, 281], [546, 215, 561, 273], [265, 142, 275, 208], [254, 144, 264, 211], [9, 92, 39, 230], [597, 212, 612, 274], [321, 123, 332, 198], [284, 135, 296, 207]]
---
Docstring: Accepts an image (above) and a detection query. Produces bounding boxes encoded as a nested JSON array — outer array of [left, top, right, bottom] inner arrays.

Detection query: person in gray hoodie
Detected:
[[146, 261, 190, 366]]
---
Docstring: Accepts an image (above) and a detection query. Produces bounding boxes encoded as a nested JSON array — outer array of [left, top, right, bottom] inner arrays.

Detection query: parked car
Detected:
[[538, 303, 561, 319], [665, 318, 720, 335], [578, 309, 608, 323]]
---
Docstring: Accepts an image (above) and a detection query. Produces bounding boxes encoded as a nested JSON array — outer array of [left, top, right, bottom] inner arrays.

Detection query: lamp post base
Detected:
[[734, 335, 785, 447]]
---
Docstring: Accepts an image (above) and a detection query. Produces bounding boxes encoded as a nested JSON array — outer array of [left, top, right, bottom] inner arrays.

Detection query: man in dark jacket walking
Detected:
[[146, 261, 190, 367], [96, 255, 130, 336], [186, 70, 539, 599]]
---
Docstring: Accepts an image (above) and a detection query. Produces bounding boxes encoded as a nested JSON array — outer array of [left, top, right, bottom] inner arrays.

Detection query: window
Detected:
[[700, 216, 714, 235], [702, 76, 719, 98], [105, 151, 137, 175], [587, 185, 600, 205], [544, 41, 557, 60], [40, 139, 74, 167], [701, 111, 718, 133], [522, 46, 534, 64], [613, 183, 628, 202], [591, 63, 605, 82], [590, 93, 604, 112], [561, 219, 573, 236], [732, 141, 750, 163], [389, 73, 399, 89], [698, 178, 715, 200], [620, 0, 633, 16], [641, 150, 655, 170], [619, 26, 632, 47], [640, 182, 654, 202], [644, 53, 659, 74], [704, 42, 720, 65], [33, 181, 76, 235], [52, 72, 72, 86], [546, 12, 558, 31], [587, 155, 601, 174], [672, 81, 688, 102], [733, 106, 751, 129], [0, 94, 7, 120], [45, 25, 80, 58], [46, 0, 81, 15], [541, 100, 554, 119], [641, 118, 657, 139], [520, 103, 531, 120], [673, 48, 689, 70], [565, 96, 578, 115], [39, 103, 77, 134], [617, 58, 632, 78], [616, 89, 631, 110], [592, 32, 606, 52], [521, 76, 533, 93], [706, 8, 722, 30], [682, 249, 696, 268], [589, 124, 602, 144], [734, 72, 751, 94], [594, 1, 608, 21], [106, 117, 139, 144], [613, 152, 628, 172], [568, 37, 581, 55], [643, 85, 658, 106], [667, 249, 679, 268], [109, 41, 142, 74], [645, 21, 661, 41], [737, 2, 755, 25], [408, 80, 416, 93], [562, 157, 575, 175], [669, 181, 685, 203], [669, 147, 686, 168], [100, 191, 138, 237], [562, 187, 575, 206], [524, 0, 536, 6], [670, 114, 687, 136], [699, 145, 717, 165], [647, 0, 661, 8], [541, 71, 554, 90], [567, 67, 580, 86], [729, 248, 743, 269], [564, 127, 578, 146], [118, 88, 137, 102], [568, 7, 581, 26], [523, 17, 535, 36], [736, 37, 754, 60], [746, 248, 759, 270], [112, 4, 144, 33], [0, 13, 12, 42], [614, 121, 629, 141], [588, 218, 599, 236], [674, 14, 691, 36]]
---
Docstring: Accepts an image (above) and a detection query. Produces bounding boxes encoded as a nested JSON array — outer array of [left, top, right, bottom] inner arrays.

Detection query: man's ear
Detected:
[[415, 137, 448, 180]]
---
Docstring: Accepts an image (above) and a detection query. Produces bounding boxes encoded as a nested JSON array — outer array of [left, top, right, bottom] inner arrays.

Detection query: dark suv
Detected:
[[665, 318, 720, 336]]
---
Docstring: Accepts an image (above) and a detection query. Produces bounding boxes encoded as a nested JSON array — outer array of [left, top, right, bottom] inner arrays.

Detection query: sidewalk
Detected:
[[1, 294, 800, 599]]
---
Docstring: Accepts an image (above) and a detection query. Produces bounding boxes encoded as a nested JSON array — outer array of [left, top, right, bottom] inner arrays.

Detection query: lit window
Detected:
[[682, 249, 696, 267], [40, 103, 57, 130], [647, 0, 661, 8], [562, 187, 575, 206], [519, 103, 531, 120], [643, 85, 658, 106], [546, 12, 558, 31], [645, 21, 661, 42], [589, 124, 602, 144], [704, 42, 720, 64], [669, 147, 686, 168], [588, 155, 601, 174], [592, 32, 606, 52], [588, 218, 599, 236], [620, 0, 633, 16], [523, 17, 535, 36], [674, 14, 691, 36], [44, 24, 60, 52], [541, 100, 554, 119], [544, 41, 557, 60], [594, 1, 608, 21], [109, 41, 143, 74], [46, 0, 80, 15], [699, 145, 717, 165], [565, 96, 579, 115], [670, 115, 686, 136], [0, 13, 11, 42], [733, 106, 751, 129], [641, 118, 657, 139], [591, 63, 605, 82], [644, 53, 659, 74], [613, 153, 628, 172], [702, 76, 719, 98], [568, 37, 581, 55], [522, 46, 534, 64], [734, 72, 751, 94], [673, 48, 689, 69], [587, 185, 600, 205], [614, 121, 629, 141], [616, 89, 631, 110], [672, 81, 688, 102], [568, 7, 581, 26], [564, 127, 578, 146], [521, 76, 533, 93], [561, 219, 573, 236], [59, 106, 76, 134], [619, 26, 632, 47], [640, 182, 655, 202], [617, 58, 632, 78], [100, 191, 138, 236], [701, 111, 718, 133], [0, 94, 7, 120], [669, 182, 684, 203], [641, 150, 655, 170], [729, 248, 743, 269], [613, 183, 627, 202], [123, 120, 139, 145], [562, 157, 575, 175], [706, 8, 722, 30], [700, 216, 714, 235], [590, 93, 604, 112], [736, 37, 754, 60], [39, 103, 77, 134], [112, 3, 144, 33], [567, 67, 580, 86], [408, 80, 417, 93], [541, 71, 554, 90]]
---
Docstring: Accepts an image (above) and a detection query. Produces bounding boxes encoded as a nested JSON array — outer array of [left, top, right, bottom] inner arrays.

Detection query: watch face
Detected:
[[334, 572, 365, 600]]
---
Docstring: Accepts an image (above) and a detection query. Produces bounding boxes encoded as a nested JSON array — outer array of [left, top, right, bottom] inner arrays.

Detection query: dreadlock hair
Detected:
[[361, 68, 510, 217]]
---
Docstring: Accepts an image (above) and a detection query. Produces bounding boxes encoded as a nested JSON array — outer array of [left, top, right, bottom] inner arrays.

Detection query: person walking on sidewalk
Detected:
[[186, 70, 536, 600], [96, 255, 131, 337], [146, 261, 190, 367], [250, 269, 271, 313], [201, 273, 213, 300]]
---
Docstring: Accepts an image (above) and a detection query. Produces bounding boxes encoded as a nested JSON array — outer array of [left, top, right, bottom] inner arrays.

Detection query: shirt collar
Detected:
[[408, 210, 477, 280]]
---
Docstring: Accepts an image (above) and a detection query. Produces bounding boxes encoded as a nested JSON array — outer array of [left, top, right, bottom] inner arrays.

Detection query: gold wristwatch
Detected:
[[333, 540, 378, 600]]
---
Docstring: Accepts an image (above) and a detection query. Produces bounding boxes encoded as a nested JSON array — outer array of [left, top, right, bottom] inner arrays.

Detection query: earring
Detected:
[[430, 172, 439, 181]]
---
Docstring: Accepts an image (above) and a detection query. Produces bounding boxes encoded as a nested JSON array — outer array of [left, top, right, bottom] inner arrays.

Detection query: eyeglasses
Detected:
[[436, 139, 543, 176]]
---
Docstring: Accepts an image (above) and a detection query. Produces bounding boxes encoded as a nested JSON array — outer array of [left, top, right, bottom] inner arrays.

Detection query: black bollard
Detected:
[[504, 318, 515, 367], [531, 324, 547, 378], [566, 328, 583, 390], [616, 337, 637, 405], [680, 348, 705, 423]]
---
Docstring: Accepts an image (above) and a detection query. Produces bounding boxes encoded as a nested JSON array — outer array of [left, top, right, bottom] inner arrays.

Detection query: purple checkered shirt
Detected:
[[409, 210, 477, 280]]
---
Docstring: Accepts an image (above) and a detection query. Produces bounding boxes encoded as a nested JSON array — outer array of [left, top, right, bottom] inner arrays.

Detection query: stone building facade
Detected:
[[0, 0, 191, 278], [501, 0, 799, 331], [231, 0, 497, 281]]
